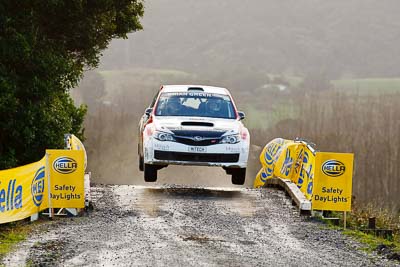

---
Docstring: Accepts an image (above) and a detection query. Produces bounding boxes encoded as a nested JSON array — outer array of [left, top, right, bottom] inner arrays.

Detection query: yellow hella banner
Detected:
[[66, 134, 87, 171], [0, 157, 48, 224], [254, 138, 354, 211], [0, 150, 84, 224], [254, 138, 315, 200], [313, 152, 353, 211], [47, 149, 85, 209]]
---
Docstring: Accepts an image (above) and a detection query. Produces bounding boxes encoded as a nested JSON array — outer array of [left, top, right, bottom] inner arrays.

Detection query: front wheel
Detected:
[[144, 164, 158, 182], [231, 168, 246, 185]]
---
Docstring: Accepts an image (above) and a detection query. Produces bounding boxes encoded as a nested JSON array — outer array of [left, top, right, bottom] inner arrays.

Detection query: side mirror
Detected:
[[238, 111, 246, 120], [145, 108, 153, 116]]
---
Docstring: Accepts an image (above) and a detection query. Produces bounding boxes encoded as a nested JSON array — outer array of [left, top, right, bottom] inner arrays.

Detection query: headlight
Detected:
[[220, 134, 240, 144], [153, 131, 175, 142]]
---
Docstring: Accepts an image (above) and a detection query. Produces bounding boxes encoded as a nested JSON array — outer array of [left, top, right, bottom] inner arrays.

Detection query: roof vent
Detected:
[[181, 121, 214, 127], [187, 87, 204, 91]]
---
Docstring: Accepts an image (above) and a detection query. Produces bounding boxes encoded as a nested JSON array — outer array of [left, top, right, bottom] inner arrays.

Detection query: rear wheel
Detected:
[[231, 168, 246, 185], [144, 164, 157, 182]]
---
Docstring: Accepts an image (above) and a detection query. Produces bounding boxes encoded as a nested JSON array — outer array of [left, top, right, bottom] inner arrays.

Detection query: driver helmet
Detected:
[[207, 98, 222, 113], [167, 97, 181, 114]]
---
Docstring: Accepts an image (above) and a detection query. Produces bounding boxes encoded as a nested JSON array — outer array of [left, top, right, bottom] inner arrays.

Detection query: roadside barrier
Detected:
[[0, 134, 87, 224], [254, 138, 354, 220], [65, 134, 87, 170]]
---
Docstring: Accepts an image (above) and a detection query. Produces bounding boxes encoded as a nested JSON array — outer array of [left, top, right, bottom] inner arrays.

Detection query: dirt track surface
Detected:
[[3, 185, 397, 267]]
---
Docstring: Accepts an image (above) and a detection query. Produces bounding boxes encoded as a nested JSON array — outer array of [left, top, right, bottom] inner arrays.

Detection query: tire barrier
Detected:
[[0, 135, 86, 224], [254, 138, 354, 212]]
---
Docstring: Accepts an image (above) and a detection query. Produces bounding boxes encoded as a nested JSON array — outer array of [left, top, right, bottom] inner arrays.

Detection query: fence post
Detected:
[[46, 152, 53, 219], [368, 217, 376, 229], [30, 213, 39, 222]]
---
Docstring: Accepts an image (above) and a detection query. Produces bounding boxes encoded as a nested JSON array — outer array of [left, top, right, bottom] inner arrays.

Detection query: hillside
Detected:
[[100, 0, 400, 79]]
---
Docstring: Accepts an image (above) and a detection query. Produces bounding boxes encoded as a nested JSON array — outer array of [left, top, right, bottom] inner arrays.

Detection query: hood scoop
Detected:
[[181, 121, 214, 127]]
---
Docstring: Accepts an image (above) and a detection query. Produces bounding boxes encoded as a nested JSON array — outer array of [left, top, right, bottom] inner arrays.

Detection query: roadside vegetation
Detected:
[[0, 1, 145, 260], [344, 229, 400, 260], [0, 1, 144, 169], [320, 206, 400, 261], [0, 223, 29, 262]]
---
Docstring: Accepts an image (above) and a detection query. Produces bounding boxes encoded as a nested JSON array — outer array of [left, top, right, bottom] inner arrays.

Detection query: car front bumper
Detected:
[[143, 138, 249, 168]]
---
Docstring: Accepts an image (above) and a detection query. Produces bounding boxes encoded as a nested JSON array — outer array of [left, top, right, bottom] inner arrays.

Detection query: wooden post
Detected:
[[30, 213, 39, 222], [368, 217, 376, 229], [46, 152, 53, 219], [343, 211, 347, 230]]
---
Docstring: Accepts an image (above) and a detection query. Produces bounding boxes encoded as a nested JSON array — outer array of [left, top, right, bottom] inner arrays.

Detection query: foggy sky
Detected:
[[100, 0, 400, 79]]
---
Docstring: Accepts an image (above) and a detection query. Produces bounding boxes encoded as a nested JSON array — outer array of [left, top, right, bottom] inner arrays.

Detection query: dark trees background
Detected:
[[0, 0, 144, 169]]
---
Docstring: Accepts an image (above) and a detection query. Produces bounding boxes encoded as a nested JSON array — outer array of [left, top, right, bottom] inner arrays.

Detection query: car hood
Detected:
[[152, 116, 242, 134]]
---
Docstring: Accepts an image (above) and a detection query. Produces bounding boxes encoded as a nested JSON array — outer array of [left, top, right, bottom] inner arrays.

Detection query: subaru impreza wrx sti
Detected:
[[138, 85, 250, 185]]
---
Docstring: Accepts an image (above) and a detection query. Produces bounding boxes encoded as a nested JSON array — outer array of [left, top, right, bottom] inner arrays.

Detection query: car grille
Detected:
[[174, 137, 219, 146], [154, 151, 239, 163], [171, 130, 226, 146]]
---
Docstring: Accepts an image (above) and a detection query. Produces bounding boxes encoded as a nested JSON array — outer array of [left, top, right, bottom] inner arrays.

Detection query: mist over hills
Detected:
[[100, 0, 400, 79]]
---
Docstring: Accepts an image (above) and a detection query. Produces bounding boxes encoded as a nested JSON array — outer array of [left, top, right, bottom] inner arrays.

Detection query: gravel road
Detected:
[[3, 185, 398, 266]]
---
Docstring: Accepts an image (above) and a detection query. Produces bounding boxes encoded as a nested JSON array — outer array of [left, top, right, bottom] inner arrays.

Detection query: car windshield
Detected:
[[155, 92, 236, 119]]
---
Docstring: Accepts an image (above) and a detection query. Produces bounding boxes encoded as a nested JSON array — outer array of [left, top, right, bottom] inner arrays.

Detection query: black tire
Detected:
[[231, 168, 246, 185], [144, 164, 157, 182], [223, 167, 234, 175], [139, 156, 144, 171]]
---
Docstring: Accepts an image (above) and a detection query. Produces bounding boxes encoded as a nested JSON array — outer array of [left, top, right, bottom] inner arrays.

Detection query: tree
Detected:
[[0, 0, 144, 169]]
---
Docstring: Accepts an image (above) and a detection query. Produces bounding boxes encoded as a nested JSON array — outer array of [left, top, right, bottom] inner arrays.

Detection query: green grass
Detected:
[[332, 78, 400, 94], [242, 105, 270, 129], [287, 76, 303, 87], [344, 229, 400, 253], [243, 100, 299, 130], [268, 74, 400, 94], [319, 209, 400, 256], [0, 227, 28, 261]]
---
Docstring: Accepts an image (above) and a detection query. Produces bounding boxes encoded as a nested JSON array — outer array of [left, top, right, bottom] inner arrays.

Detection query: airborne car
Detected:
[[138, 85, 250, 185]]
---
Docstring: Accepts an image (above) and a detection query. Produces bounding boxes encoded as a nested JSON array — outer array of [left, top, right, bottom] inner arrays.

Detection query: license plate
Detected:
[[188, 146, 207, 153]]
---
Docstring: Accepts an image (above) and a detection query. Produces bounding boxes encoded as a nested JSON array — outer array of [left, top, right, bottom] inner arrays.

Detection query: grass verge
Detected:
[[343, 229, 400, 253], [320, 208, 400, 261], [0, 223, 30, 262]]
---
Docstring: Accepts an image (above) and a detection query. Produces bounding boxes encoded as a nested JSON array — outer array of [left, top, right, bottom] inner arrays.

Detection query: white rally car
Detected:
[[138, 85, 250, 184]]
